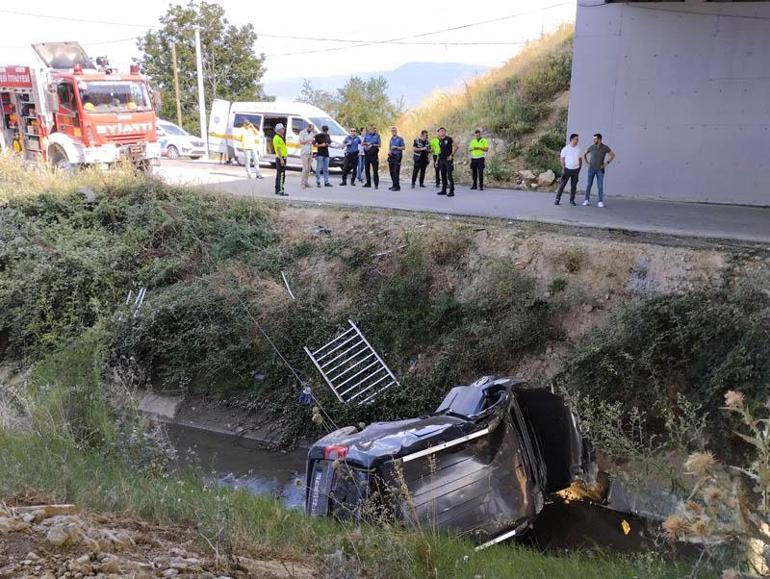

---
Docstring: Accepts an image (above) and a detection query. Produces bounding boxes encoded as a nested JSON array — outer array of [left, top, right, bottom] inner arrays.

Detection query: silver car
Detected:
[[156, 120, 206, 160]]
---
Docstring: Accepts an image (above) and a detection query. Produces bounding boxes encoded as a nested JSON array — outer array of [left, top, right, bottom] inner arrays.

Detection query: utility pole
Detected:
[[192, 25, 208, 155], [171, 42, 183, 128]]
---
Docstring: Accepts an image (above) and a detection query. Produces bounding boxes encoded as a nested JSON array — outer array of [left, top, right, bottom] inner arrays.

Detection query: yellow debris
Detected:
[[621, 519, 631, 535]]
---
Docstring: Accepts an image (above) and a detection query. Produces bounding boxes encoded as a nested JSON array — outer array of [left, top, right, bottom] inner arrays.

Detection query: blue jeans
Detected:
[[315, 156, 330, 185], [356, 154, 365, 182], [585, 167, 605, 202]]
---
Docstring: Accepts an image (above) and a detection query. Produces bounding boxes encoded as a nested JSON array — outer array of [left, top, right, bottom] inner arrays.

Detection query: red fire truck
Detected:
[[0, 42, 159, 169]]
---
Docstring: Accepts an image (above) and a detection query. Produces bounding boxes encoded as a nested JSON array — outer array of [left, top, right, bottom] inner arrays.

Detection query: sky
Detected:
[[0, 0, 576, 81]]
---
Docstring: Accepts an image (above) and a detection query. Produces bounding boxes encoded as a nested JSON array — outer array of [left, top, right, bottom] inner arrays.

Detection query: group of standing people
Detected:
[[322, 126, 489, 197], [554, 133, 615, 207], [243, 119, 616, 205]]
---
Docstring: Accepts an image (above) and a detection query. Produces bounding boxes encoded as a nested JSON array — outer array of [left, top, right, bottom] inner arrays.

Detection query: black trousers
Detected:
[[275, 157, 286, 193], [365, 150, 379, 187], [412, 159, 428, 186], [433, 154, 439, 185], [388, 156, 402, 189], [341, 152, 358, 184], [555, 167, 580, 202], [439, 158, 454, 193], [471, 157, 485, 189]]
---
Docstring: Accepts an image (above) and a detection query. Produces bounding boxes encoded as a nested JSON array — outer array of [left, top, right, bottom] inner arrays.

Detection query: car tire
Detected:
[[166, 145, 180, 160]]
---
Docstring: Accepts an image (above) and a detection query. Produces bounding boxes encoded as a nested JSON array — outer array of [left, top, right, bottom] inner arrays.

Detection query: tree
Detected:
[[136, 1, 266, 135], [297, 79, 338, 117], [334, 76, 402, 131]]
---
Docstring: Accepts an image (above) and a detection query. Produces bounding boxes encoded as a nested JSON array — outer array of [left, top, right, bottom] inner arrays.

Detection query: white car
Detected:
[[156, 120, 206, 160]]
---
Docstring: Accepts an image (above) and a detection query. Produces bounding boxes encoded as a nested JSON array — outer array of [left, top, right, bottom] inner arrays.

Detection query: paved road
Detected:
[[158, 159, 770, 245]]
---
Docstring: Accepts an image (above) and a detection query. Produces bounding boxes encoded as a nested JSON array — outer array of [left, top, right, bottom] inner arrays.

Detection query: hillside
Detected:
[[265, 62, 490, 108], [397, 26, 574, 188]]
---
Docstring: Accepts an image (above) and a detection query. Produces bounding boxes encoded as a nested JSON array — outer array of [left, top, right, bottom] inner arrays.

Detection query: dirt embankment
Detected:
[[0, 503, 315, 579]]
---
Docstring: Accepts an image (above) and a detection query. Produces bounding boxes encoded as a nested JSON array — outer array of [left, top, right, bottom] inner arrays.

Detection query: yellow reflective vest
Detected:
[[273, 134, 287, 159], [469, 137, 489, 159]]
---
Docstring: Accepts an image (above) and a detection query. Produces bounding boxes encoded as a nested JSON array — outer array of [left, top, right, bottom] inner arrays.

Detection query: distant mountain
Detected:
[[264, 62, 490, 108]]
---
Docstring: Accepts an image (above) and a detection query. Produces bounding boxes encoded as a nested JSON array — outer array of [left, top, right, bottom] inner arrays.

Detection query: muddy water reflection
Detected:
[[165, 423, 308, 509]]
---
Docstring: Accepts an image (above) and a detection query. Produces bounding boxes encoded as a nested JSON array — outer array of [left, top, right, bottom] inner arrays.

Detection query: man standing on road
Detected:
[[363, 125, 381, 190], [340, 128, 361, 186], [240, 120, 263, 179], [387, 126, 406, 191], [356, 127, 366, 184], [314, 125, 333, 187], [411, 130, 430, 189], [436, 127, 456, 197], [273, 123, 288, 196], [582, 133, 615, 207], [468, 129, 489, 190], [555, 133, 582, 206], [299, 122, 315, 189], [430, 130, 441, 187]]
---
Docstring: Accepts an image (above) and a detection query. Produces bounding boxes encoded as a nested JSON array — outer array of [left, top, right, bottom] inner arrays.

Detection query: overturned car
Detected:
[[305, 377, 597, 546]]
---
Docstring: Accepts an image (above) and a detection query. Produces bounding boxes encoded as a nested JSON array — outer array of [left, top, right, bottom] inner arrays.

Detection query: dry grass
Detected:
[[397, 25, 574, 141]]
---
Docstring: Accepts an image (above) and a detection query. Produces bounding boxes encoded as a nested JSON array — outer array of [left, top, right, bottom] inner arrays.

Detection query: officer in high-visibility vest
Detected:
[[273, 123, 288, 196], [429, 131, 441, 187], [468, 129, 489, 191]]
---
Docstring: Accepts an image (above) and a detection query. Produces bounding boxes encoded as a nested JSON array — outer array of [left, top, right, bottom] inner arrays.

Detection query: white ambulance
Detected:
[[208, 100, 348, 168]]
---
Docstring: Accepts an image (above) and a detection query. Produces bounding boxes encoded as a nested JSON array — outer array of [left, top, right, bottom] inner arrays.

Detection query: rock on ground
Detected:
[[0, 503, 316, 579]]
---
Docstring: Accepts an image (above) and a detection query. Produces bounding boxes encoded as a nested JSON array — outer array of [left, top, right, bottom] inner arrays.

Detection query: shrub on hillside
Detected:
[[556, 281, 770, 450], [519, 51, 573, 102]]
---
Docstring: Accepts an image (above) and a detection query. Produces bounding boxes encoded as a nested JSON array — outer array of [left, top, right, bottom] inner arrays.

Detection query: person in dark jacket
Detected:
[[411, 130, 430, 188]]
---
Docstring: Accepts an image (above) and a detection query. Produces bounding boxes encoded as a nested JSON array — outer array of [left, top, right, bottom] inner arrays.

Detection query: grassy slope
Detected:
[[2, 158, 768, 447], [0, 432, 690, 579], [1, 160, 765, 576], [397, 26, 573, 186]]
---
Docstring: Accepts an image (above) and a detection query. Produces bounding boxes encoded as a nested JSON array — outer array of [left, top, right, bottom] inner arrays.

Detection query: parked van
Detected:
[[208, 100, 348, 168]]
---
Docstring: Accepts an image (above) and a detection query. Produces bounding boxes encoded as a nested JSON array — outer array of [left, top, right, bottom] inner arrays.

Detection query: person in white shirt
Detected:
[[299, 122, 315, 188], [554, 133, 582, 206]]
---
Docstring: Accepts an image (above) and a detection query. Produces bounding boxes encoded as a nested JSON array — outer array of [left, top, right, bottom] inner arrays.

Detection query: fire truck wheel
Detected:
[[166, 145, 180, 160], [49, 147, 72, 172], [138, 160, 154, 175]]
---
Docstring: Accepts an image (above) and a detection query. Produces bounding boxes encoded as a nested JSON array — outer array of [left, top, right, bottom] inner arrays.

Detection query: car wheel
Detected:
[[166, 145, 180, 160]]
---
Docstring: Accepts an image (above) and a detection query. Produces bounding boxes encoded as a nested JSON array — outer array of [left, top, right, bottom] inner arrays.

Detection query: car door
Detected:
[[208, 99, 230, 156], [55, 81, 80, 139], [156, 124, 168, 154], [287, 116, 308, 163]]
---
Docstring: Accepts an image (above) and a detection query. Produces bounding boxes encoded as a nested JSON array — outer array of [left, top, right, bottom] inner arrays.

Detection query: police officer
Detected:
[[273, 123, 288, 196], [340, 128, 361, 186], [430, 130, 441, 187], [411, 130, 430, 188], [362, 125, 381, 190], [468, 129, 489, 190], [388, 126, 406, 191], [436, 127, 456, 197]]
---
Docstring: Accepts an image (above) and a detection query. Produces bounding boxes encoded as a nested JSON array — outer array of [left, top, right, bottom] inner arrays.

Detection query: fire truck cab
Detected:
[[0, 42, 159, 169]]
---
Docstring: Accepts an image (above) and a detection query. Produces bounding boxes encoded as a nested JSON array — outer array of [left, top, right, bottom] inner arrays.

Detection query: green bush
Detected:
[[557, 281, 770, 450], [520, 51, 573, 102], [524, 139, 561, 173]]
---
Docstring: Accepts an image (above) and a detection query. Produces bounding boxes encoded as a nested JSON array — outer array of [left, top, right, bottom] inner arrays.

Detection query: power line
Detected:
[[0, 8, 152, 28], [266, 1, 572, 57]]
